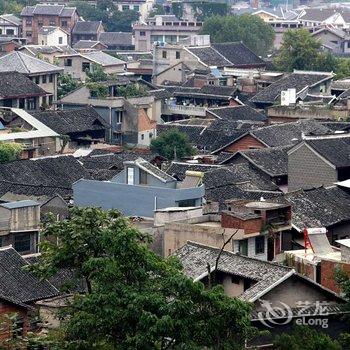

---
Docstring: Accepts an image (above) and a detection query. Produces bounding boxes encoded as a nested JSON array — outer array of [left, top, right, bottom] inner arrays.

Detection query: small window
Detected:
[[162, 51, 167, 59], [26, 31, 32, 37], [140, 31, 146, 36], [35, 76, 40, 84], [176, 51, 180, 59], [49, 20, 56, 26], [231, 275, 240, 284], [49, 74, 53, 83], [134, 5, 140, 11], [82, 62, 90, 72], [6, 29, 14, 35], [58, 36, 63, 44], [38, 21, 43, 27], [42, 75, 47, 83], [14, 233, 31, 253], [122, 5, 129, 10], [64, 58, 72, 66], [255, 236, 265, 255], [127, 167, 134, 185], [115, 112, 123, 124], [141, 133, 144, 140], [61, 20, 67, 27], [26, 19, 32, 26]]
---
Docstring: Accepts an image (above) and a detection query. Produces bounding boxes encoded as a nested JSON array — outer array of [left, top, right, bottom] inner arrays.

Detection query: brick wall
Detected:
[[221, 212, 262, 234], [320, 260, 350, 293], [223, 134, 266, 153]]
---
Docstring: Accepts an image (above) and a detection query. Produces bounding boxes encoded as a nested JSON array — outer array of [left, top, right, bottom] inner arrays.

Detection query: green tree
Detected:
[[275, 29, 321, 72], [0, 142, 22, 163], [107, 9, 139, 32], [86, 63, 108, 83], [274, 325, 341, 350], [201, 14, 275, 57], [31, 208, 255, 349], [57, 74, 80, 99], [150, 129, 196, 160]]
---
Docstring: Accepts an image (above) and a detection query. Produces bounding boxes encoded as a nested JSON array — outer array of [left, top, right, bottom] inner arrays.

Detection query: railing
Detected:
[[163, 104, 207, 117]]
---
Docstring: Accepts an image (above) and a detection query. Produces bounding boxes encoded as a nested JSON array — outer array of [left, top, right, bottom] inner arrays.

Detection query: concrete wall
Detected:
[[73, 179, 204, 218], [288, 143, 337, 191], [163, 218, 234, 257], [255, 274, 339, 311], [38, 29, 68, 46], [221, 275, 245, 297]]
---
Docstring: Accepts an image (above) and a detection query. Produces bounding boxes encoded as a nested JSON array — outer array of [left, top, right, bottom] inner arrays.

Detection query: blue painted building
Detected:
[[73, 158, 205, 218]]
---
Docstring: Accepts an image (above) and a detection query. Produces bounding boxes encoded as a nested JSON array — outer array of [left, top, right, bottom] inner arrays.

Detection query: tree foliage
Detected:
[[274, 325, 341, 350], [150, 129, 196, 160], [57, 74, 80, 99], [172, 2, 228, 21], [0, 142, 22, 163], [86, 63, 108, 83], [275, 29, 350, 79], [31, 208, 255, 349], [72, 1, 139, 32], [201, 14, 275, 56]]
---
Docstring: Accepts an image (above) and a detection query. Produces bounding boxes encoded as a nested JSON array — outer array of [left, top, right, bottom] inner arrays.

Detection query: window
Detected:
[[141, 133, 144, 140], [127, 167, 134, 185], [178, 199, 196, 207], [0, 29, 2, 35], [49, 74, 53, 83], [64, 58, 72, 66], [82, 62, 90, 72], [255, 236, 265, 255], [38, 21, 43, 27], [140, 31, 146, 36], [122, 5, 129, 10], [6, 29, 14, 35], [61, 20, 67, 27], [42, 75, 47, 83], [134, 5, 140, 11], [162, 51, 167, 59], [14, 233, 31, 252], [35, 76, 40, 84], [231, 275, 240, 284], [176, 51, 180, 59], [139, 169, 148, 185], [25, 19, 32, 26], [239, 239, 248, 256], [49, 20, 56, 26], [26, 31, 32, 37], [115, 112, 123, 124], [58, 36, 63, 44]]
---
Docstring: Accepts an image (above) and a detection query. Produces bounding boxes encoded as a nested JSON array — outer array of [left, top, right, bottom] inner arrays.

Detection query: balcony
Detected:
[[162, 104, 207, 117]]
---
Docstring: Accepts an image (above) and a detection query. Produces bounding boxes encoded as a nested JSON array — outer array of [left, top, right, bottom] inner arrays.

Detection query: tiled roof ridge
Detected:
[[185, 241, 292, 270]]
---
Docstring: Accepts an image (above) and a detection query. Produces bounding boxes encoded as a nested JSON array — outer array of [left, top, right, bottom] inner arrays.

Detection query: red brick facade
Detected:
[[221, 212, 262, 234], [222, 134, 266, 153], [320, 260, 350, 293]]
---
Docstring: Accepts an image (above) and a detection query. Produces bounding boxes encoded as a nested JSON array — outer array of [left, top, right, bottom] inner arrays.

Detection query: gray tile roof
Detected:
[[73, 40, 106, 49], [250, 120, 332, 147], [33, 107, 110, 135], [0, 156, 91, 199], [81, 51, 125, 66], [0, 14, 21, 26], [0, 246, 59, 304], [187, 46, 233, 68], [21, 4, 76, 17], [284, 186, 350, 231], [250, 72, 332, 105], [175, 241, 293, 302], [1, 199, 39, 209], [0, 51, 63, 74], [208, 105, 267, 122], [235, 146, 292, 177], [99, 32, 133, 47], [299, 7, 350, 22], [73, 21, 102, 34], [304, 136, 350, 168], [212, 42, 265, 67], [0, 71, 46, 98]]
